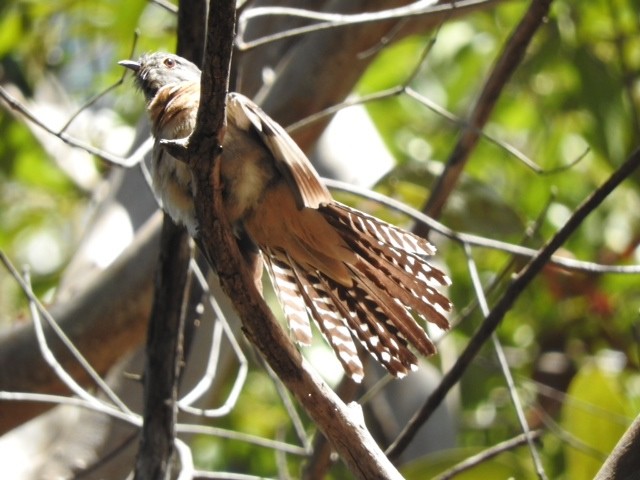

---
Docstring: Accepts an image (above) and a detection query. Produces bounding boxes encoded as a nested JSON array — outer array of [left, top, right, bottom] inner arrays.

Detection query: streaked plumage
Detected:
[[120, 52, 452, 382]]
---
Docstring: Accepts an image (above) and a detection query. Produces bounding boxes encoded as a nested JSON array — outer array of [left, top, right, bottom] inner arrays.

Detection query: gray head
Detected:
[[118, 52, 201, 101]]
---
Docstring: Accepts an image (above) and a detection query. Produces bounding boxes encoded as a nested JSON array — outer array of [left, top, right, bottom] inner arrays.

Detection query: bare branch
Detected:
[[150, 0, 179, 14], [237, 0, 503, 50], [177, 259, 249, 417], [0, 86, 152, 168], [2, 262, 131, 415], [134, 1, 208, 478], [594, 413, 640, 480], [387, 146, 640, 459], [464, 243, 547, 478], [419, 0, 554, 227], [0, 214, 160, 434], [433, 430, 544, 480], [183, 2, 404, 477]]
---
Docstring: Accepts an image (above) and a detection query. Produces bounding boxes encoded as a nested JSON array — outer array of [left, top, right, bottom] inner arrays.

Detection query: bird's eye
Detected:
[[164, 58, 176, 68]]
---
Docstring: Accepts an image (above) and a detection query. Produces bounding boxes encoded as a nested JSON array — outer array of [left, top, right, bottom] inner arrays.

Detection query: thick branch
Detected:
[[594, 412, 640, 479], [134, 219, 192, 480], [134, 1, 207, 478], [183, 2, 403, 478], [0, 214, 160, 434]]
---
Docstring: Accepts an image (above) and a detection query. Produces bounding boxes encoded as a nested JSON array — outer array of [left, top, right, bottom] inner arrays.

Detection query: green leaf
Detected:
[[0, 9, 22, 56], [562, 363, 631, 479]]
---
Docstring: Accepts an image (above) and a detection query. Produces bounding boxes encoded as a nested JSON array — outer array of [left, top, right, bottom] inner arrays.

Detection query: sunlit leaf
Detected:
[[562, 363, 632, 479]]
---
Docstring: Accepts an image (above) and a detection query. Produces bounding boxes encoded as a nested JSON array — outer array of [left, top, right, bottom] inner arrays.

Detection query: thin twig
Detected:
[[450, 190, 556, 329], [22, 267, 118, 409], [0, 390, 309, 455], [0, 391, 140, 426], [0, 400, 307, 459], [404, 87, 588, 175], [236, 0, 502, 50], [59, 32, 140, 133], [530, 381, 634, 426], [150, 0, 178, 14], [464, 243, 547, 479], [0, 252, 132, 414], [177, 259, 248, 417], [534, 406, 608, 460], [176, 424, 307, 456], [193, 471, 277, 480], [0, 85, 153, 167], [262, 360, 313, 452], [287, 84, 546, 175], [433, 430, 544, 480], [275, 427, 293, 480], [322, 178, 640, 275], [175, 438, 196, 480], [386, 146, 640, 459]]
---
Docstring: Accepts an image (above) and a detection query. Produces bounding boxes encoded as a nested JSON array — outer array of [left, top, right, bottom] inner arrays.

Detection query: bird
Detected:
[[119, 52, 452, 383]]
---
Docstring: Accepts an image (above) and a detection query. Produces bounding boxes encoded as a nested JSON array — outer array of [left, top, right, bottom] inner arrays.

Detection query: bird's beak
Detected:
[[118, 60, 141, 72]]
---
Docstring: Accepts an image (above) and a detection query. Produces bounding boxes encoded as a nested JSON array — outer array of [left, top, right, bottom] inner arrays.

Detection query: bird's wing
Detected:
[[227, 92, 332, 209]]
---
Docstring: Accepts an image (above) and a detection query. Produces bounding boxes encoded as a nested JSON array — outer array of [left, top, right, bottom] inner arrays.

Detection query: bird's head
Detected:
[[118, 52, 201, 101]]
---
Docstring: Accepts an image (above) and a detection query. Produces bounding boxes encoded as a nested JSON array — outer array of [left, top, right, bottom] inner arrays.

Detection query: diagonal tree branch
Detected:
[[164, 1, 405, 477], [0, 214, 160, 434], [434, 430, 544, 480], [417, 0, 554, 230], [387, 146, 640, 460], [594, 412, 640, 480]]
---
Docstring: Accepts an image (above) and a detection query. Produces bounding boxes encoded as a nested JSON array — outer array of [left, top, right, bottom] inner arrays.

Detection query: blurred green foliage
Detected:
[[1, 0, 639, 478], [561, 362, 634, 479], [358, 1, 640, 478]]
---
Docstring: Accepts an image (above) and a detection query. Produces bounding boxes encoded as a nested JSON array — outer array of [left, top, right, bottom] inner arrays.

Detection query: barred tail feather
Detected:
[[288, 263, 365, 382], [349, 260, 436, 357], [265, 248, 365, 380], [319, 275, 418, 377], [262, 202, 452, 381], [353, 232, 450, 329], [264, 251, 312, 345], [320, 202, 452, 328], [325, 203, 437, 256]]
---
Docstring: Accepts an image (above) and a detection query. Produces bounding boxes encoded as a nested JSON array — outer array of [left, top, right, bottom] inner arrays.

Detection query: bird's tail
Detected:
[[264, 202, 451, 382]]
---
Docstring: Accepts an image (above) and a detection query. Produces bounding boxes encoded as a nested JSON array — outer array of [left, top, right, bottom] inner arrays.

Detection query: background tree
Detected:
[[1, 0, 639, 478]]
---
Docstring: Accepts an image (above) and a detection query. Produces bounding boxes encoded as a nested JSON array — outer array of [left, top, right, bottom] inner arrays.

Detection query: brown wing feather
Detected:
[[227, 93, 331, 209], [225, 94, 453, 381]]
